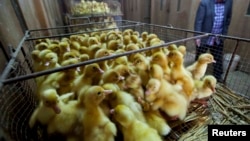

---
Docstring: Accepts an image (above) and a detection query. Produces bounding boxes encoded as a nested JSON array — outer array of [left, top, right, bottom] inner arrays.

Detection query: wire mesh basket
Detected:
[[0, 20, 249, 141]]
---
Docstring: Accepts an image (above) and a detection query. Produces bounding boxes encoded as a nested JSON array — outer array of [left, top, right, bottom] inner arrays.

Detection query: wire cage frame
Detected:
[[0, 20, 249, 141]]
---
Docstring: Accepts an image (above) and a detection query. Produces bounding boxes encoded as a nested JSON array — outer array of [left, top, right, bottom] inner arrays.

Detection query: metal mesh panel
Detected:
[[0, 21, 249, 140]]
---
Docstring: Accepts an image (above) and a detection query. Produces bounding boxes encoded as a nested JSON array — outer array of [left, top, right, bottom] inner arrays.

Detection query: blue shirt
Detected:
[[207, 2, 225, 45]]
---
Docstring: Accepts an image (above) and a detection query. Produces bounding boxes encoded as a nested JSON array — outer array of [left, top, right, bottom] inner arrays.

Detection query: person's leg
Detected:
[[195, 44, 208, 60], [210, 42, 224, 82]]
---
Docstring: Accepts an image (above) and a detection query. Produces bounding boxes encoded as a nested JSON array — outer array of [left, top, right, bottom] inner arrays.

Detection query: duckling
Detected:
[[123, 74, 144, 99], [100, 32, 107, 43], [88, 44, 102, 59], [191, 75, 217, 105], [29, 89, 61, 128], [150, 51, 171, 81], [94, 48, 111, 71], [78, 46, 89, 55], [122, 29, 133, 36], [56, 58, 79, 95], [78, 54, 90, 74], [88, 36, 100, 46], [168, 50, 195, 99], [123, 35, 131, 46], [70, 41, 81, 52], [178, 45, 187, 56], [47, 90, 85, 140], [82, 86, 116, 141], [125, 43, 140, 61], [141, 31, 148, 42], [131, 34, 140, 44], [186, 53, 216, 80], [35, 42, 49, 51], [42, 52, 61, 70], [110, 105, 162, 141], [100, 69, 124, 85], [77, 36, 89, 47], [133, 31, 140, 37], [107, 40, 123, 51], [31, 50, 42, 72], [59, 41, 71, 53], [103, 83, 146, 123], [137, 97, 171, 136], [113, 64, 135, 89], [132, 53, 150, 87], [145, 78, 188, 120], [149, 64, 164, 80], [48, 44, 61, 55], [73, 63, 104, 96], [62, 51, 80, 62]]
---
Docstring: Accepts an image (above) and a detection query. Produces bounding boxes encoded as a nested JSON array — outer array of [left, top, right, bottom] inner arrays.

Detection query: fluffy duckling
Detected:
[[149, 64, 164, 80], [100, 32, 107, 43], [131, 34, 140, 44], [70, 41, 81, 51], [107, 40, 123, 51], [49, 44, 61, 55], [145, 78, 188, 120], [103, 83, 146, 123], [82, 86, 117, 141], [35, 42, 49, 51], [78, 54, 90, 74], [31, 50, 42, 72], [132, 53, 150, 87], [42, 52, 61, 70], [122, 29, 133, 36], [123, 74, 144, 99], [88, 36, 100, 46], [100, 69, 125, 85], [178, 45, 187, 56], [78, 46, 89, 55], [110, 105, 162, 141], [123, 35, 131, 46], [88, 44, 102, 59], [168, 50, 195, 99], [73, 63, 104, 96], [47, 86, 88, 140], [141, 31, 148, 42], [138, 98, 171, 136], [125, 43, 140, 61], [186, 53, 216, 80], [151, 51, 171, 81], [62, 50, 80, 62], [145, 33, 158, 47], [133, 31, 140, 37], [113, 64, 135, 89], [56, 58, 79, 95], [77, 36, 89, 47], [191, 75, 217, 105], [59, 41, 71, 53], [29, 89, 61, 128], [94, 48, 111, 71]]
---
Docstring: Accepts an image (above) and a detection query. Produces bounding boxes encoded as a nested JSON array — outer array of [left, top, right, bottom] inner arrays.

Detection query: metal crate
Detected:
[[0, 20, 249, 141]]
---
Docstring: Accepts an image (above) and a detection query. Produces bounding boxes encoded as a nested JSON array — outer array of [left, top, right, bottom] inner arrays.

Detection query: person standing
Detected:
[[194, 0, 233, 82]]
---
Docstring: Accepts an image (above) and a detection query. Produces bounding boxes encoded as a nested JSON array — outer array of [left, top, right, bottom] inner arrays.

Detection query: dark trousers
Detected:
[[195, 42, 224, 80]]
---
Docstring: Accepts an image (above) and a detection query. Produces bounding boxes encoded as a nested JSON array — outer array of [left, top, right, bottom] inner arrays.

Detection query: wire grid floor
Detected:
[[0, 20, 250, 140]]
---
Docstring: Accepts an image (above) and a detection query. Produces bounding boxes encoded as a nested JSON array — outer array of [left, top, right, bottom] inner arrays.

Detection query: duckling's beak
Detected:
[[45, 62, 50, 66], [103, 90, 113, 96], [51, 105, 61, 114], [110, 109, 115, 114]]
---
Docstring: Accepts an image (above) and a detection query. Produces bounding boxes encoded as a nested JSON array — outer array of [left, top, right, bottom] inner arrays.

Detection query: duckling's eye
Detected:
[[97, 92, 101, 95]]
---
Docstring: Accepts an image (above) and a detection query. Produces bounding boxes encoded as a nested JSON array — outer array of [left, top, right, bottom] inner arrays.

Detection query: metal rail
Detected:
[[1, 34, 209, 84]]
